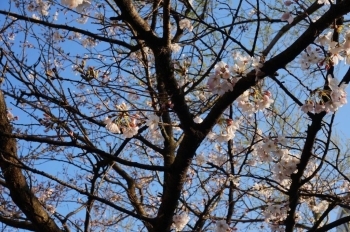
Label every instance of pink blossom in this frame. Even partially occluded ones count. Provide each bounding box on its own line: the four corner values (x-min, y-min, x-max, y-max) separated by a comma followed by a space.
284, 1, 293, 6
301, 101, 314, 113
281, 12, 293, 24
214, 61, 231, 79
314, 103, 326, 113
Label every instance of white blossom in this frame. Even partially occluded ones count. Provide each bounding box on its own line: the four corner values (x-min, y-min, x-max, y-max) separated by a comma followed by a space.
261, 139, 277, 153
32, 13, 40, 19
312, 200, 329, 213
316, 32, 332, 47
173, 213, 190, 231
104, 117, 121, 134
277, 135, 288, 146
193, 116, 203, 123
317, 0, 334, 4
215, 220, 229, 232
76, 0, 91, 13
53, 11, 59, 21
301, 101, 314, 113
146, 114, 159, 131
170, 43, 181, 53
122, 126, 139, 138
179, 19, 193, 32
61, 0, 84, 8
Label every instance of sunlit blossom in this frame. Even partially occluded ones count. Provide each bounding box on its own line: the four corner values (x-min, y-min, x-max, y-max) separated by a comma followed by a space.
215, 220, 230, 232
317, 0, 334, 4
61, 0, 84, 8
179, 19, 193, 32
173, 213, 190, 231
146, 114, 159, 131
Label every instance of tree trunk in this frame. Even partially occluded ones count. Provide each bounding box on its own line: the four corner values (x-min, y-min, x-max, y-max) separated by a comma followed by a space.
0, 91, 62, 232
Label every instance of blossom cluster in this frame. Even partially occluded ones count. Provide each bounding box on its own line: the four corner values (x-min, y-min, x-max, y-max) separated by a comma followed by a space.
299, 46, 323, 70
179, 19, 193, 32
104, 102, 139, 138
208, 118, 241, 143
311, 200, 329, 213
251, 136, 300, 183
281, 0, 334, 24
301, 75, 348, 114
280, 1, 295, 24
61, 0, 90, 10
27, 0, 51, 16
6, 110, 18, 121
263, 202, 289, 224
26, 0, 90, 17
237, 89, 274, 114
37, 188, 56, 214
103, 103, 163, 140
207, 53, 262, 96
172, 213, 190, 231
145, 114, 163, 143
215, 220, 230, 232
272, 150, 299, 182
207, 61, 236, 96
298, 29, 350, 113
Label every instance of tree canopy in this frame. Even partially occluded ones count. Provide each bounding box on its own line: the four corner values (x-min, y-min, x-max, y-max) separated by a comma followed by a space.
1, 0, 350, 231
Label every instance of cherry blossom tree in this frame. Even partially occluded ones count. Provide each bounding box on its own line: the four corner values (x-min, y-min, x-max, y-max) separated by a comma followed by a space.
1, 0, 350, 231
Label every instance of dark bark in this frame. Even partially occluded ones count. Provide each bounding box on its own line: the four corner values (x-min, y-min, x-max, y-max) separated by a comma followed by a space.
0, 91, 62, 232
284, 112, 326, 232
152, 133, 204, 232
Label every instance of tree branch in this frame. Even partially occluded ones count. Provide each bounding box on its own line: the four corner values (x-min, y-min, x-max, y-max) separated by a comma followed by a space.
0, 10, 135, 51
0, 91, 62, 232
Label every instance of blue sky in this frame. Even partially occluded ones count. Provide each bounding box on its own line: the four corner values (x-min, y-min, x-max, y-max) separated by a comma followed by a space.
1, 0, 350, 231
